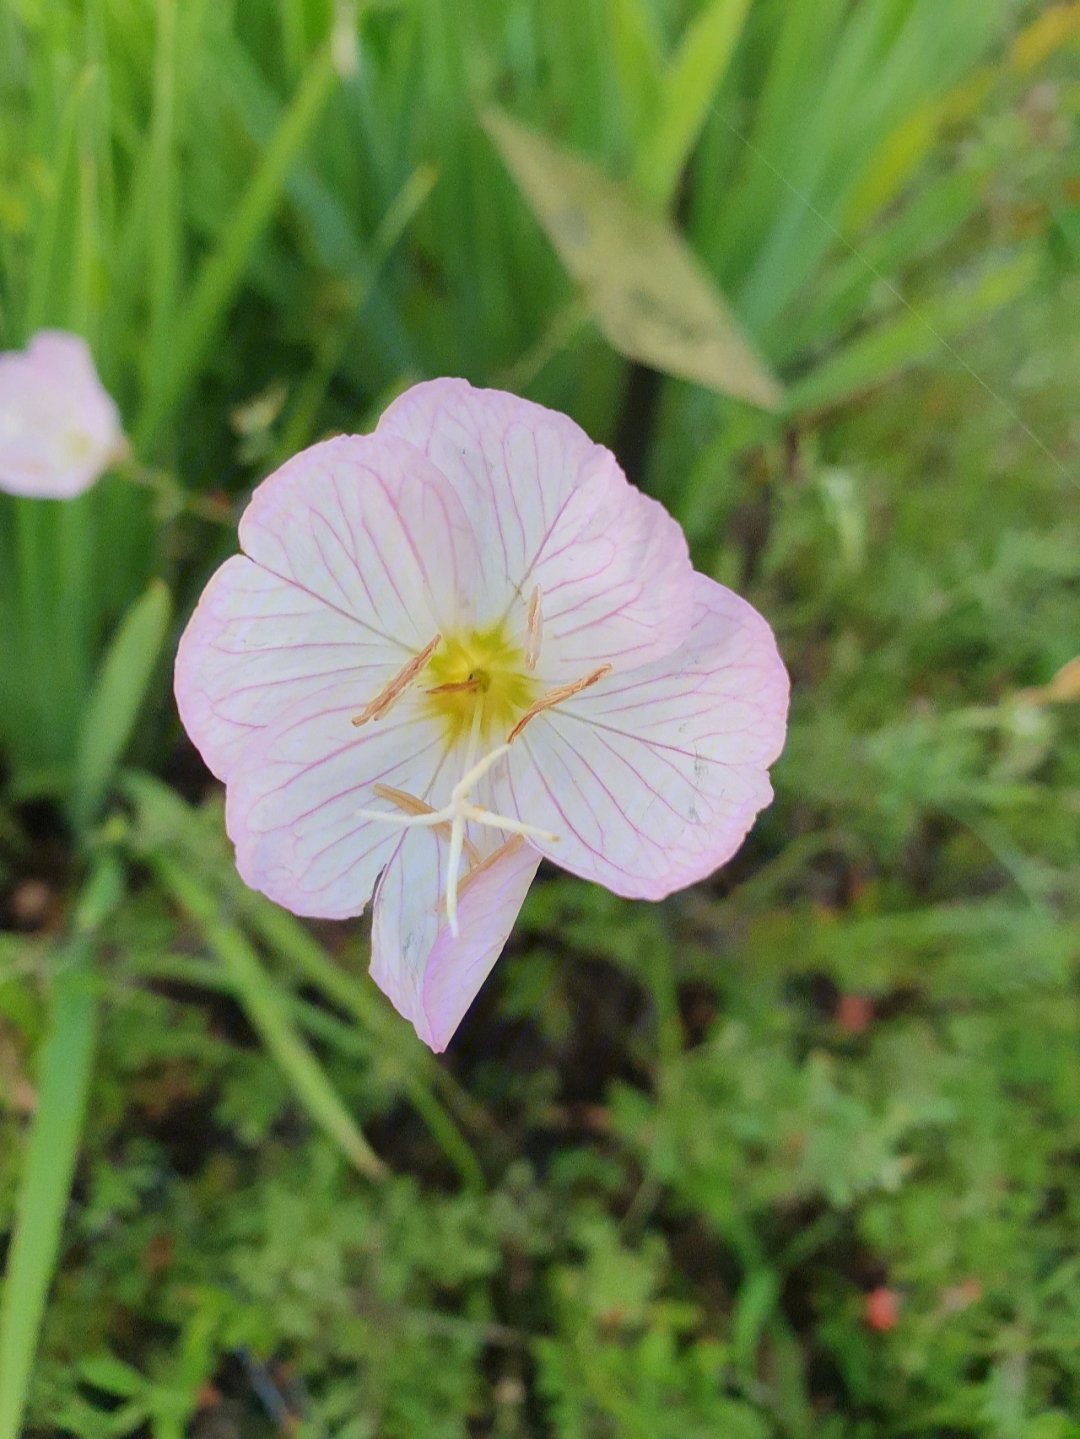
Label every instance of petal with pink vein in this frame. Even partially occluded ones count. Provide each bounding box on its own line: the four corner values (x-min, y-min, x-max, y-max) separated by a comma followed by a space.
175, 431, 478, 781
378, 379, 609, 623
489, 573, 789, 899
225, 685, 453, 920
523, 458, 694, 679
371, 825, 542, 1052
238, 431, 477, 646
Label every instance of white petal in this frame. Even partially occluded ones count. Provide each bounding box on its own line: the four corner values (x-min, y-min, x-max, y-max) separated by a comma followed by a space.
377, 379, 602, 624
225, 685, 455, 919
489, 574, 789, 898
371, 826, 541, 1052
176, 431, 478, 781
175, 556, 418, 782
524, 461, 694, 679
238, 431, 477, 646
378, 378, 695, 673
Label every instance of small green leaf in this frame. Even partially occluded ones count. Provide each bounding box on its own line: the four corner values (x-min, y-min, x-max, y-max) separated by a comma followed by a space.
731, 1268, 780, 1378
71, 579, 172, 833
482, 108, 781, 410
633, 0, 752, 211
78, 1355, 147, 1400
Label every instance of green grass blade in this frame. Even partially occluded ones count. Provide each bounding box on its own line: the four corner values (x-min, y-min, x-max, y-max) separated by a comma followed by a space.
0, 858, 122, 1439
136, 41, 336, 451
146, 0, 180, 391
633, 0, 752, 211
119, 770, 490, 1187
0, 959, 95, 1439
70, 579, 172, 833
606, 0, 664, 154
784, 248, 1038, 415
24, 69, 83, 335
150, 853, 387, 1183
274, 161, 439, 460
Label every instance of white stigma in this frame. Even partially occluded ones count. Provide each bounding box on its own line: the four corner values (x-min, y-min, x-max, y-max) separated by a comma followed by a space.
356, 713, 558, 937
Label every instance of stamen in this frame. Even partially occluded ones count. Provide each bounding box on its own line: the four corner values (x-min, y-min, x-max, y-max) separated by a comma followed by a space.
352, 635, 441, 726
524, 585, 543, 672
372, 782, 435, 817
372, 784, 480, 867
353, 719, 560, 934
507, 664, 612, 743
354, 806, 449, 830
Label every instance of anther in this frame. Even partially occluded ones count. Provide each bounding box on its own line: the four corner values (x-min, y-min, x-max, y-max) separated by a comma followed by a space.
524, 585, 543, 672
507, 664, 612, 743
352, 635, 441, 726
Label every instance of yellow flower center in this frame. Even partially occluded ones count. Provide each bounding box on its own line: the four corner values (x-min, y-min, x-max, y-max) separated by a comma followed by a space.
423, 625, 538, 746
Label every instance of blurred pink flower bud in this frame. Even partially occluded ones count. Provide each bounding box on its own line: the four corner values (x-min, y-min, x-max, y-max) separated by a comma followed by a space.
0, 330, 126, 500
175, 379, 789, 1050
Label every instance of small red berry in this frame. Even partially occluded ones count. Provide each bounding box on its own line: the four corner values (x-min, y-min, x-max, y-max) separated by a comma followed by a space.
865, 1286, 899, 1331
837, 994, 874, 1034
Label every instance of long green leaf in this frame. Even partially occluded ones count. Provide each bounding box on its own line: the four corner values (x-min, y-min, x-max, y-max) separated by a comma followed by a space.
150, 853, 387, 1183
146, 0, 181, 390
136, 42, 336, 450
785, 249, 1038, 415
120, 771, 488, 1188
0, 962, 95, 1439
0, 858, 122, 1439
70, 579, 172, 833
606, 0, 664, 153
633, 0, 752, 211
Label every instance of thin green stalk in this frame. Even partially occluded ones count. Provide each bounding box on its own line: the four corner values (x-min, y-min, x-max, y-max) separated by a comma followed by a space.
151, 853, 387, 1183
116, 457, 237, 526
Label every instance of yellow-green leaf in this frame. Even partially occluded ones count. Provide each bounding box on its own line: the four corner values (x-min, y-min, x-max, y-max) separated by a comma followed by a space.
482, 108, 781, 410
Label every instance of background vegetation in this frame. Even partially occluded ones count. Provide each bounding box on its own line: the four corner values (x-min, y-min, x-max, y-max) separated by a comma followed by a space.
1, 0, 1079, 1434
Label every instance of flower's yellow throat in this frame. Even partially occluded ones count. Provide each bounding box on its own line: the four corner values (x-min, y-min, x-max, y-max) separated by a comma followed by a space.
423, 626, 538, 746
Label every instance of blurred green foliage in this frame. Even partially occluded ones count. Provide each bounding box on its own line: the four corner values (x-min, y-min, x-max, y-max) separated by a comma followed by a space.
1, 0, 1080, 1434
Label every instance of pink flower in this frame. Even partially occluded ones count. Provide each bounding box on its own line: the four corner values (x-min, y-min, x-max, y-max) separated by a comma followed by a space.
0, 330, 126, 500
175, 380, 788, 1051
